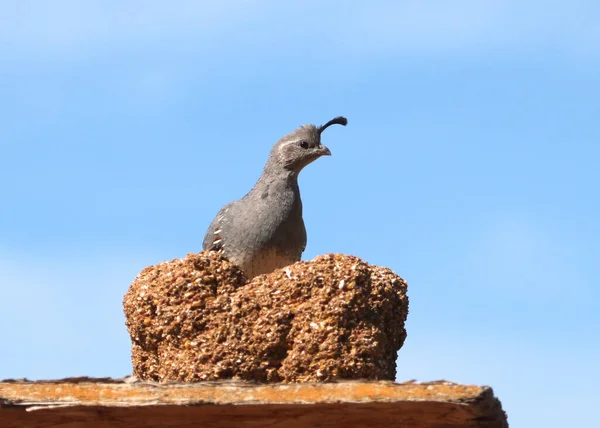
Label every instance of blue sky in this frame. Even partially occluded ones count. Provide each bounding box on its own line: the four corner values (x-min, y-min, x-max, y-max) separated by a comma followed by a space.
1, 1, 599, 426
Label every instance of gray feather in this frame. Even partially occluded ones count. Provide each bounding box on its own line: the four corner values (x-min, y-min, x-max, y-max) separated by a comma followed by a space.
202, 117, 347, 278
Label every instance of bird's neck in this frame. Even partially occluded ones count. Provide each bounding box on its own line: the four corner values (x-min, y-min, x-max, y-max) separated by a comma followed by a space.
260, 167, 299, 186
248, 168, 300, 198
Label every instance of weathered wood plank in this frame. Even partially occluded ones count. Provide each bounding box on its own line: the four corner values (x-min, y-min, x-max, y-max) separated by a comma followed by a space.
0, 378, 508, 427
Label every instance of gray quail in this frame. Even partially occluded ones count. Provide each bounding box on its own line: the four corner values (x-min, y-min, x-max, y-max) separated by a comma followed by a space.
202, 116, 348, 278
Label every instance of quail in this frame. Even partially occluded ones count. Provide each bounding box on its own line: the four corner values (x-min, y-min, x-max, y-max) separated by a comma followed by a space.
202, 116, 348, 278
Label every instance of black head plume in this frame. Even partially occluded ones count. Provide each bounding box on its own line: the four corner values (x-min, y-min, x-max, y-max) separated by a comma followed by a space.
318, 116, 348, 135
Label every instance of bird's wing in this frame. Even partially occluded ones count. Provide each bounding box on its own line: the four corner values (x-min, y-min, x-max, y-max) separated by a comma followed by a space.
202, 202, 234, 251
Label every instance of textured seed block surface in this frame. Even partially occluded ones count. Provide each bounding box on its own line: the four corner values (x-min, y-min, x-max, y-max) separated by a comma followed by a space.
123, 252, 409, 383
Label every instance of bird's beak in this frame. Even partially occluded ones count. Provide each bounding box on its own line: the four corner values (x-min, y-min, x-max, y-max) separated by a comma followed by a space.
318, 145, 331, 156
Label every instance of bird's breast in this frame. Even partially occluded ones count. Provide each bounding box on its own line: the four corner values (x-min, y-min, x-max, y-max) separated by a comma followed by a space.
213, 177, 308, 278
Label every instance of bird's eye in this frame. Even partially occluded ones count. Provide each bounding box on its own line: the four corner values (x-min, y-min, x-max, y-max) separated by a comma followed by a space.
299, 141, 309, 149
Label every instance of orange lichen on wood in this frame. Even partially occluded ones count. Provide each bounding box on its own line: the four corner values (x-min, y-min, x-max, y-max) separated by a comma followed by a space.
0, 378, 508, 427
1, 379, 480, 406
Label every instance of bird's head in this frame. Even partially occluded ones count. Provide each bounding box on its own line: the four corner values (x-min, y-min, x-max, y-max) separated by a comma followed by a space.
266, 116, 348, 174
